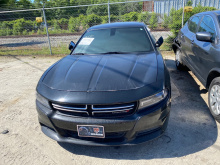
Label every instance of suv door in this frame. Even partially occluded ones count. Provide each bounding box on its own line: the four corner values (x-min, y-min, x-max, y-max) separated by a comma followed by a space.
192, 15, 218, 83
182, 16, 201, 70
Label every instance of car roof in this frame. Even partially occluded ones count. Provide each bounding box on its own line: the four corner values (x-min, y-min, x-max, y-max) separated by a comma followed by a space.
88, 22, 145, 30
194, 10, 220, 16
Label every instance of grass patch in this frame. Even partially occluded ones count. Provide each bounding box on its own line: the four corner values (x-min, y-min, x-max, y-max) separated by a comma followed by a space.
161, 50, 175, 58
0, 44, 70, 56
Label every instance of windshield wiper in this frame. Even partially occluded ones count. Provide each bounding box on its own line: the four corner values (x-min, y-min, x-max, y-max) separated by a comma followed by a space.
101, 51, 128, 54
72, 53, 85, 55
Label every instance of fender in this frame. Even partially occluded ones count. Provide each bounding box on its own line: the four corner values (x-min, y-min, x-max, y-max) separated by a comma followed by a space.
206, 68, 220, 88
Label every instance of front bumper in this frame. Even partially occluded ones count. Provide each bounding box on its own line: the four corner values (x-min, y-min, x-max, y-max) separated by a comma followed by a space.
36, 97, 171, 146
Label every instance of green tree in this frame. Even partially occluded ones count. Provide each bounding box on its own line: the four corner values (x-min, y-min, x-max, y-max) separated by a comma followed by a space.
149, 12, 158, 29
16, 0, 32, 9
162, 14, 170, 29
186, 0, 193, 6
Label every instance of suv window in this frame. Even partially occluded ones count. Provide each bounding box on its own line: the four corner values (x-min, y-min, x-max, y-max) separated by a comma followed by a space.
198, 15, 216, 39
188, 16, 200, 33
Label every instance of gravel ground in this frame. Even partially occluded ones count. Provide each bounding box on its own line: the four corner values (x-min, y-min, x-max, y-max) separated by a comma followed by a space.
0, 31, 170, 48
0, 55, 219, 165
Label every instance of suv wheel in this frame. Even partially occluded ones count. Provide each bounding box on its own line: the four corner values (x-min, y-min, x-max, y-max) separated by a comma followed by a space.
175, 49, 186, 70
208, 77, 220, 123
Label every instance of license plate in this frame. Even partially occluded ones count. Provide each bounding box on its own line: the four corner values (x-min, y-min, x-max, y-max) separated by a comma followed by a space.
77, 125, 105, 138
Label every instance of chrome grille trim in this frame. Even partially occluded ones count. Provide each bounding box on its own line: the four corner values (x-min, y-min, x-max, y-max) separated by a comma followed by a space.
92, 108, 133, 115
91, 104, 134, 110
52, 103, 87, 110
51, 102, 136, 117
52, 103, 88, 115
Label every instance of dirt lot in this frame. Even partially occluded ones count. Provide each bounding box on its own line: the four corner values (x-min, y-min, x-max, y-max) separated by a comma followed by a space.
0, 55, 220, 165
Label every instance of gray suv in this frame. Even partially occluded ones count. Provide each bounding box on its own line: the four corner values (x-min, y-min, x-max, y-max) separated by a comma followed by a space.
172, 10, 220, 123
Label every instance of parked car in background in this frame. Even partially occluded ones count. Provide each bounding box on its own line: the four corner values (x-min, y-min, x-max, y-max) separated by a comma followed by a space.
172, 11, 220, 123
36, 22, 171, 146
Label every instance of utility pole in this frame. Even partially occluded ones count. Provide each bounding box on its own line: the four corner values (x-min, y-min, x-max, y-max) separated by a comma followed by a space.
182, 0, 185, 28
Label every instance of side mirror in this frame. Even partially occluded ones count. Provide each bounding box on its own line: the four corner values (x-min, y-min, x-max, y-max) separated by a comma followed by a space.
196, 32, 212, 42
69, 41, 76, 51
155, 36, 163, 47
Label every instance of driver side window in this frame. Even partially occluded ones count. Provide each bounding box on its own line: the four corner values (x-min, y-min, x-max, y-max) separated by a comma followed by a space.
198, 15, 216, 40
188, 16, 200, 33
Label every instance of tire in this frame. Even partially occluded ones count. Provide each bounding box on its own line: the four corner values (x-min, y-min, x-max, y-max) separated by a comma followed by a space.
208, 77, 220, 123
175, 49, 187, 70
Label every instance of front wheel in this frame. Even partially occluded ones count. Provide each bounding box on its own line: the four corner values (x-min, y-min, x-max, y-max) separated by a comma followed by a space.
175, 49, 186, 70
208, 77, 220, 123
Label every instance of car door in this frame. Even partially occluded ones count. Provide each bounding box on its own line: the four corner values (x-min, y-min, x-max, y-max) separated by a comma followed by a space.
182, 16, 201, 70
192, 15, 218, 82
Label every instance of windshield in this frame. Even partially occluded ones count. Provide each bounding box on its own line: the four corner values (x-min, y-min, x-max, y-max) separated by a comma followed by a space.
72, 27, 154, 55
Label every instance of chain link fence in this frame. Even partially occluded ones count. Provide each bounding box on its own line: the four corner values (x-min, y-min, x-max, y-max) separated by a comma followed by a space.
0, 0, 219, 56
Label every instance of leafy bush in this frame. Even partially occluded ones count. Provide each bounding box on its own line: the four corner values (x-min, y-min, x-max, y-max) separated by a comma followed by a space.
53, 20, 60, 31
0, 29, 6, 36
37, 29, 41, 35
149, 12, 158, 29
169, 5, 216, 36
6, 28, 13, 36
12, 19, 24, 35
138, 12, 150, 24
168, 8, 183, 36
68, 17, 80, 32
162, 14, 170, 29
36, 28, 46, 35
86, 14, 102, 27
161, 35, 176, 51
101, 16, 108, 24
29, 30, 35, 35
22, 29, 28, 35
58, 18, 68, 30
121, 12, 139, 21
86, 5, 107, 16
12, 18, 34, 35
191, 4, 216, 15
101, 15, 118, 24
77, 14, 88, 30
110, 15, 118, 22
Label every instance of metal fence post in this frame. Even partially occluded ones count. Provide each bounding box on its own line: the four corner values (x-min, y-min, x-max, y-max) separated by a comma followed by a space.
43, 5, 52, 55
182, 0, 185, 28
108, 0, 110, 23
164, 0, 166, 16
168, 0, 170, 16
160, 1, 162, 15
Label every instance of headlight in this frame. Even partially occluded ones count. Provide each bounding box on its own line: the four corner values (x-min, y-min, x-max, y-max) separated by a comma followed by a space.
36, 92, 51, 108
138, 89, 168, 109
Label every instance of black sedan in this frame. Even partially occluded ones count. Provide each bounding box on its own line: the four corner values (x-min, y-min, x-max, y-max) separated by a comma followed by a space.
172, 11, 220, 123
36, 22, 171, 146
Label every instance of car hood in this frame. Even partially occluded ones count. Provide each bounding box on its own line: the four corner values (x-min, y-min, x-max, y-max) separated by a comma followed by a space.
42, 53, 158, 92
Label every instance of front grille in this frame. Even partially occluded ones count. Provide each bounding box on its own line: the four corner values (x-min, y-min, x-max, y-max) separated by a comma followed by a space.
51, 102, 137, 118
91, 103, 136, 117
